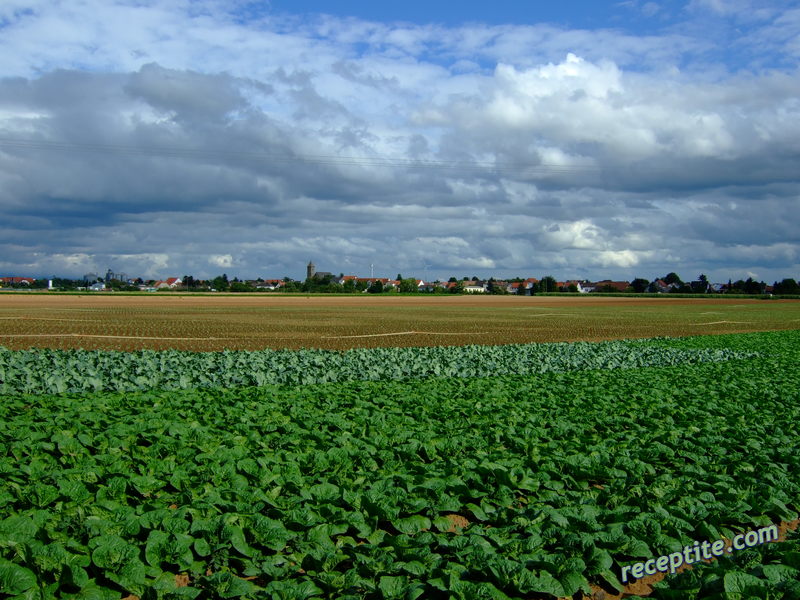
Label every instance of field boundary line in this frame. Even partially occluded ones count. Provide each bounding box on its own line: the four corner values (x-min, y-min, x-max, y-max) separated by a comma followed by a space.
322, 330, 491, 339
0, 316, 97, 321
0, 333, 237, 340
693, 320, 753, 325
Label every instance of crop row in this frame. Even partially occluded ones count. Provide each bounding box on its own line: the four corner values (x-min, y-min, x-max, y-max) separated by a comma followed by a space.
0, 338, 759, 396
1, 331, 799, 598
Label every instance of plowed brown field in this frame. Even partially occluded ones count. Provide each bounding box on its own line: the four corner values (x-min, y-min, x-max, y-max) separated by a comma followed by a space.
1, 293, 798, 351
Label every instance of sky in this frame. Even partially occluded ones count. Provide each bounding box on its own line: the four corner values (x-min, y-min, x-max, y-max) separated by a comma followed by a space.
0, 0, 798, 283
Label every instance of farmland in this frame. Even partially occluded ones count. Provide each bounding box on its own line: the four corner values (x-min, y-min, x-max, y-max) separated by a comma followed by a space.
0, 294, 799, 351
1, 295, 799, 598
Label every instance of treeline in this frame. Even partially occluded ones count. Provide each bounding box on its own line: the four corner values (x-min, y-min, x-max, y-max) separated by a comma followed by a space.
200, 272, 800, 295
4, 273, 800, 296
640, 273, 800, 295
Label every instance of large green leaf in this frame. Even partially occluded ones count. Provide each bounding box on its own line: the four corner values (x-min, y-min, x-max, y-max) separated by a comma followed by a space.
0, 559, 37, 595
723, 571, 770, 598
379, 575, 409, 600
392, 516, 431, 536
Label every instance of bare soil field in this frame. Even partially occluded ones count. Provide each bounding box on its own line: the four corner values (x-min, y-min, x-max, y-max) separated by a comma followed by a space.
0, 293, 798, 351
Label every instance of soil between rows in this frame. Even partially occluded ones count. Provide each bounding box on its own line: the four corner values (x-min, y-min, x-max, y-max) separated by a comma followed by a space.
1, 294, 798, 350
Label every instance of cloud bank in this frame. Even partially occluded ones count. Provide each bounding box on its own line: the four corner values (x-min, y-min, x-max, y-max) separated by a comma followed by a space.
0, 0, 798, 282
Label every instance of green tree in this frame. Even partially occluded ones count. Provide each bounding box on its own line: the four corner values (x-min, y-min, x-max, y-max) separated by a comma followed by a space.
539, 276, 558, 293
773, 278, 800, 294
230, 281, 254, 292
630, 278, 649, 293
742, 277, 765, 294
691, 274, 709, 294
399, 278, 418, 293
211, 274, 229, 291
282, 279, 301, 292
669, 282, 692, 293
487, 279, 507, 294
367, 280, 384, 293
664, 272, 683, 285
51, 278, 81, 290
108, 279, 137, 291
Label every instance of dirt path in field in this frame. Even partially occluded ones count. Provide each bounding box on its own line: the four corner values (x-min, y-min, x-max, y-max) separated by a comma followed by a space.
0, 333, 238, 341
0, 316, 97, 321
694, 320, 753, 325
321, 330, 491, 338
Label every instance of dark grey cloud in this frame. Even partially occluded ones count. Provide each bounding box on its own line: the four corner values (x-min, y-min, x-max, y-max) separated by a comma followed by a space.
125, 63, 248, 123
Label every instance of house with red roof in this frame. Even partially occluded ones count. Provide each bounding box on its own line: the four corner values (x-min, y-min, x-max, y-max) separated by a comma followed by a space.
559, 280, 588, 293
464, 281, 487, 293
154, 277, 182, 289
0, 277, 35, 286
506, 279, 537, 294
252, 279, 284, 290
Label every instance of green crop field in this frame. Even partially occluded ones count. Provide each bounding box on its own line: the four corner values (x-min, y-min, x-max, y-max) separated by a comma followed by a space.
1, 329, 799, 599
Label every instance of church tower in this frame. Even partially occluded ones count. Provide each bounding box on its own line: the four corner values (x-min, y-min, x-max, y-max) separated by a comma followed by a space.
307, 261, 316, 280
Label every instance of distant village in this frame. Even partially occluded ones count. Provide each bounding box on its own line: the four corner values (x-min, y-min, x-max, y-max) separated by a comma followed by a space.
2, 262, 799, 295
